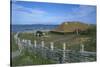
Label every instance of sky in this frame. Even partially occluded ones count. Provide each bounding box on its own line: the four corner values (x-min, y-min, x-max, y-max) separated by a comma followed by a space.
11, 1, 96, 25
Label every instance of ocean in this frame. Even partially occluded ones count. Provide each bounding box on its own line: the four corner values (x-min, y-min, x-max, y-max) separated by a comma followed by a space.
11, 24, 58, 32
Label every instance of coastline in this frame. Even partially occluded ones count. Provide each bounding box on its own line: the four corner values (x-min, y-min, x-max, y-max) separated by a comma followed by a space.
11, 29, 51, 33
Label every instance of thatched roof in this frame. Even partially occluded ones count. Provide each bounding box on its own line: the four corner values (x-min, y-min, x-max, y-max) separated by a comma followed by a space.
52, 22, 89, 33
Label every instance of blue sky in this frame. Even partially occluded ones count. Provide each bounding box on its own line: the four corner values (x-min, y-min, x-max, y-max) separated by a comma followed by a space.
11, 1, 96, 25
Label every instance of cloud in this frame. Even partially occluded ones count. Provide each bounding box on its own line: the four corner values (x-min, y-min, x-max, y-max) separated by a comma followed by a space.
70, 5, 96, 18
11, 1, 96, 24
12, 3, 47, 15
57, 5, 96, 23
12, 2, 68, 24
44, 5, 96, 24
12, 2, 49, 24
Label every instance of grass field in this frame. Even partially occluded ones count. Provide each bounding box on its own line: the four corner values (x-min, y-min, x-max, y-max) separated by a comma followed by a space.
18, 30, 96, 52
11, 33, 56, 66
12, 49, 55, 66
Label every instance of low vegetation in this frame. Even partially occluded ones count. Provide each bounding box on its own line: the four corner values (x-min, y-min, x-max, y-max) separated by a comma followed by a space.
18, 25, 96, 52
12, 48, 55, 66
11, 32, 19, 52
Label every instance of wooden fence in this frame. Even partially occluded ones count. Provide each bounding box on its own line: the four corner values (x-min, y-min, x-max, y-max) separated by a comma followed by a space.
13, 33, 96, 63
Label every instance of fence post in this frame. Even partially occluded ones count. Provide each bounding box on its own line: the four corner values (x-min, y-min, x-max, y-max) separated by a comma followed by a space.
17, 38, 20, 46
63, 42, 66, 63
41, 41, 44, 47
23, 39, 26, 43
41, 41, 45, 57
24, 39, 28, 47
16, 37, 19, 45
24, 39, 27, 44
37, 33, 39, 37
50, 42, 54, 51
18, 38, 22, 53
34, 40, 37, 48
80, 44, 85, 62
28, 40, 32, 46
80, 44, 84, 52
15, 37, 17, 44
63, 43, 66, 50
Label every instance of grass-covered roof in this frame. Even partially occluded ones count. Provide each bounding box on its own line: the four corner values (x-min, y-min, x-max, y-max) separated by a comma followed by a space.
52, 21, 90, 33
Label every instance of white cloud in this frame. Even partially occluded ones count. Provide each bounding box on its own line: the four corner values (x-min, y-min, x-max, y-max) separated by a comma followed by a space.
12, 3, 47, 15
12, 3, 49, 24
71, 5, 96, 18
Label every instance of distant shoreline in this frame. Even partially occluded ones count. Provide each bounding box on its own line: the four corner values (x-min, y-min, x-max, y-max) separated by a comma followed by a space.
12, 29, 51, 33
11, 24, 57, 33
11, 23, 96, 33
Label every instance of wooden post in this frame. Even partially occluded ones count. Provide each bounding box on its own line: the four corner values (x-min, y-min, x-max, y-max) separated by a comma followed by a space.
37, 33, 39, 37
63, 43, 66, 50
41, 41, 44, 47
63, 43, 66, 62
34, 40, 37, 47
24, 40, 28, 46
50, 42, 54, 51
23, 39, 25, 43
16, 37, 18, 44
15, 37, 17, 44
80, 44, 84, 52
28, 40, 31, 46
17, 38, 20, 45
17, 38, 22, 53
82, 44, 84, 52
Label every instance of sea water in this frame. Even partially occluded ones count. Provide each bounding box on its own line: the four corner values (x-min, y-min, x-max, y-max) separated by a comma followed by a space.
11, 24, 58, 32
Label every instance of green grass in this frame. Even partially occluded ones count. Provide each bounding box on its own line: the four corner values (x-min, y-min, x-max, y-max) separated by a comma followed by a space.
11, 33, 19, 52
84, 36, 96, 52
11, 33, 56, 66
12, 49, 55, 66
18, 31, 96, 52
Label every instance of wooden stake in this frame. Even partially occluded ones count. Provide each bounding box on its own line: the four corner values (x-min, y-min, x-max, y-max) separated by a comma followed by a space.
50, 42, 54, 51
